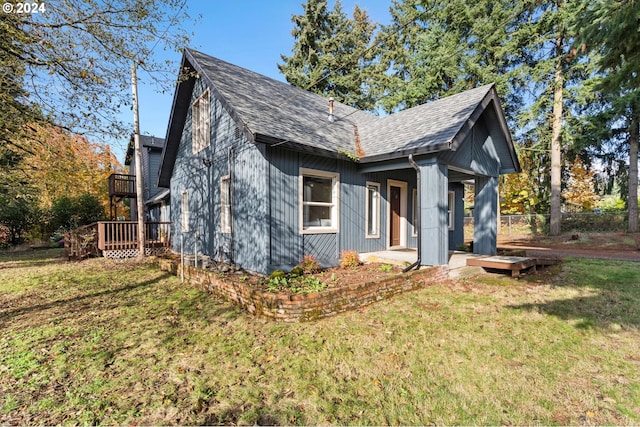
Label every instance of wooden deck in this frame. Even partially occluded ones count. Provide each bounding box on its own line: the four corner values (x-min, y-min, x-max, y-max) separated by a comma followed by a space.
65, 221, 171, 259
466, 255, 537, 277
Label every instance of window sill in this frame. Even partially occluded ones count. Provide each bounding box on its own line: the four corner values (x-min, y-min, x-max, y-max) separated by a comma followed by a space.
301, 228, 338, 235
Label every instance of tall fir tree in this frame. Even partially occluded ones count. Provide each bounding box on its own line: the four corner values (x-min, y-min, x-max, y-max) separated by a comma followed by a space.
377, 0, 528, 121
278, 0, 380, 110
577, 0, 640, 231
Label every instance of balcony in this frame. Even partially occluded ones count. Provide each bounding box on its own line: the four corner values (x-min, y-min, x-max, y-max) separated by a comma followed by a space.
108, 173, 136, 198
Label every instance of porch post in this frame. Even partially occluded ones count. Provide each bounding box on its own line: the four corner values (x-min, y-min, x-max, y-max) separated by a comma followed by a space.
474, 175, 498, 255
417, 158, 449, 266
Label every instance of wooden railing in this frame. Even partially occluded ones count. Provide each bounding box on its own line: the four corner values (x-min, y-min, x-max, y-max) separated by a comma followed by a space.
97, 221, 171, 251
108, 173, 136, 198
65, 221, 171, 259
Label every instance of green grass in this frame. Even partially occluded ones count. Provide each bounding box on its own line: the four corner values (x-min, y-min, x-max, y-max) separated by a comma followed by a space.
1, 250, 639, 425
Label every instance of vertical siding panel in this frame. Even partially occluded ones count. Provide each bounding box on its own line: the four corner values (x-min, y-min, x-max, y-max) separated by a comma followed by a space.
268, 146, 301, 270
147, 150, 163, 200
169, 78, 269, 271
233, 144, 268, 273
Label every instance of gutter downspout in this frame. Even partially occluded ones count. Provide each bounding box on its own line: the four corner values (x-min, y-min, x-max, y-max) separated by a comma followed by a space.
228, 146, 234, 264
403, 154, 421, 273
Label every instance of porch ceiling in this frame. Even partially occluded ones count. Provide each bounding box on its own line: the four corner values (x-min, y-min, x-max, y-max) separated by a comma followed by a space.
448, 168, 475, 183
358, 160, 475, 183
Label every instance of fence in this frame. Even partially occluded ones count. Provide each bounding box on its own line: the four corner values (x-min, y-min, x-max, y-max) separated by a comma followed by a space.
464, 211, 633, 238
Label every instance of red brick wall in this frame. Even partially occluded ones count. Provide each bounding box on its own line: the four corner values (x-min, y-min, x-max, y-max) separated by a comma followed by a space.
156, 259, 448, 322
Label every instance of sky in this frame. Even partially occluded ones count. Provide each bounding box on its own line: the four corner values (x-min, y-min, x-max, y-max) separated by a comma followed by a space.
122, 0, 393, 161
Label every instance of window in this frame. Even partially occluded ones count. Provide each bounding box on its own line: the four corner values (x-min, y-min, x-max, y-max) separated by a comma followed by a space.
448, 191, 455, 230
221, 175, 231, 233
192, 89, 210, 153
365, 182, 380, 238
181, 191, 189, 232
412, 188, 418, 237
300, 168, 339, 233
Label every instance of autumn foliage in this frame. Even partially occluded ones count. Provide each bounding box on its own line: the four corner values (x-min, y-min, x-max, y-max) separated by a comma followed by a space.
0, 123, 124, 243
563, 156, 598, 212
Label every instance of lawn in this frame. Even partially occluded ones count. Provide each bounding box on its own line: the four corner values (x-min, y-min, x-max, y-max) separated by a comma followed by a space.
1, 249, 639, 425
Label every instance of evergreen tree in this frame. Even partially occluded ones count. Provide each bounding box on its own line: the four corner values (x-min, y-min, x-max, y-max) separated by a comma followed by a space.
577, 0, 640, 231
512, 0, 590, 234
377, 0, 528, 120
278, 0, 380, 110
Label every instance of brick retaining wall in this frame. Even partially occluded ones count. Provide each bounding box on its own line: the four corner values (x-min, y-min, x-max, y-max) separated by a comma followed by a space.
156, 258, 449, 322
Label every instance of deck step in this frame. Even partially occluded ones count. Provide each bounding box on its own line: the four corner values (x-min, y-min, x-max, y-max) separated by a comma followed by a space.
466, 255, 537, 277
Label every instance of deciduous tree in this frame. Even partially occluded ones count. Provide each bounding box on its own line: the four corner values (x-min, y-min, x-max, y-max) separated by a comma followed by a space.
564, 156, 598, 211
2, 0, 192, 142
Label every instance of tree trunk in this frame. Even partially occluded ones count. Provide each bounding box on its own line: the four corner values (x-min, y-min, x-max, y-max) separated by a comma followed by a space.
628, 111, 639, 233
550, 33, 564, 236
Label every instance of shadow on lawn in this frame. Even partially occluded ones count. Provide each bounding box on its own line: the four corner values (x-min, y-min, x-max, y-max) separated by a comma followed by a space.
507, 261, 640, 330
0, 273, 171, 325
0, 249, 66, 270
508, 294, 640, 330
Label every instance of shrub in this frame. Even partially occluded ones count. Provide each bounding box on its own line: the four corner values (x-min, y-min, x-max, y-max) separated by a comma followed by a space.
340, 250, 361, 269
268, 270, 285, 281
289, 266, 304, 276
380, 264, 393, 272
298, 255, 321, 274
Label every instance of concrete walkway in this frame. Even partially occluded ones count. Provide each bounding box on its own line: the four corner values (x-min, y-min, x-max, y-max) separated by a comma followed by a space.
360, 249, 485, 279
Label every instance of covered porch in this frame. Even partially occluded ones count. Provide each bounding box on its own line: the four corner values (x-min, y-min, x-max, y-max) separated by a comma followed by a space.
356, 87, 519, 268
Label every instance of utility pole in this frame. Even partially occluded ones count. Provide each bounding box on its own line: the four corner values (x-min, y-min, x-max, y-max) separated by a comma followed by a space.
131, 63, 146, 258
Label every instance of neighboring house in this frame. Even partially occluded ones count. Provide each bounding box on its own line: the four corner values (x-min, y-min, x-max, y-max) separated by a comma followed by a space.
125, 135, 170, 222
157, 48, 520, 275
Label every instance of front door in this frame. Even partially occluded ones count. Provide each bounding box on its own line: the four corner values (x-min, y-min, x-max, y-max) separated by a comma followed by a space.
390, 185, 401, 247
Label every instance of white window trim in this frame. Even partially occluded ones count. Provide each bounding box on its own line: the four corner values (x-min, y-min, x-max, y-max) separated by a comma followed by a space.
181, 190, 189, 233
411, 188, 418, 237
221, 175, 232, 234
192, 89, 210, 154
299, 168, 340, 234
365, 181, 380, 238
448, 190, 455, 231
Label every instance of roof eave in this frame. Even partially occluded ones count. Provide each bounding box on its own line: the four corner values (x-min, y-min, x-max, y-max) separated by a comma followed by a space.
359, 143, 451, 164
157, 52, 195, 188
255, 133, 342, 158
448, 85, 521, 174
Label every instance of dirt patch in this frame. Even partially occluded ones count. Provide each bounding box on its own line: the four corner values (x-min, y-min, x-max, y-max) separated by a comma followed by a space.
496, 232, 640, 262
219, 262, 405, 295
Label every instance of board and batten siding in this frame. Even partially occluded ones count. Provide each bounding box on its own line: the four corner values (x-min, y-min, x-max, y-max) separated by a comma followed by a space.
267, 146, 422, 272
147, 149, 163, 200
438, 107, 502, 178
170, 78, 268, 272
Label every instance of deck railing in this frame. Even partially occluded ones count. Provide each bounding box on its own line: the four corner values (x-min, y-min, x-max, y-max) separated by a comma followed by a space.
97, 221, 171, 251
66, 221, 171, 259
108, 173, 136, 198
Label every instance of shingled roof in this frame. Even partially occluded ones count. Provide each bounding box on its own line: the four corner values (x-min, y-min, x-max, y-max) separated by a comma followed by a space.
159, 48, 519, 186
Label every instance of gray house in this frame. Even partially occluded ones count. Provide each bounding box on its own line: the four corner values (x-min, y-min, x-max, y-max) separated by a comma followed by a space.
158, 49, 520, 275
125, 134, 170, 222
